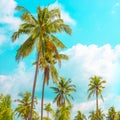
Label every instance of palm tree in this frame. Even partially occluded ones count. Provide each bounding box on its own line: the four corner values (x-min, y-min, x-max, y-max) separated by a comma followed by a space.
107, 106, 116, 120
116, 111, 120, 120
33, 52, 69, 119
14, 92, 39, 120
96, 109, 105, 120
88, 111, 96, 120
88, 75, 106, 113
74, 110, 86, 120
12, 5, 72, 120
44, 103, 54, 119
89, 109, 105, 120
39, 53, 68, 120
51, 77, 76, 107
54, 105, 71, 120
0, 94, 13, 120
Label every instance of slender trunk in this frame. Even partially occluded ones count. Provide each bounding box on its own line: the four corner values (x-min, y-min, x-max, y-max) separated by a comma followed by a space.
41, 72, 46, 120
96, 89, 98, 117
30, 52, 40, 120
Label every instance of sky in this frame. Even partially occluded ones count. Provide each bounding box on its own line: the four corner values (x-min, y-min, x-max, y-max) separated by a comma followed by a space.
1, 0, 120, 119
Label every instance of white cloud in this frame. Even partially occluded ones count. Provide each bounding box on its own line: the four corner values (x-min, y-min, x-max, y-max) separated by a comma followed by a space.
111, 2, 120, 14
0, 34, 7, 46
72, 93, 120, 118
59, 44, 120, 114
0, 0, 21, 30
49, 1, 76, 25
115, 2, 120, 7
0, 62, 34, 99
0, 0, 21, 47
63, 44, 120, 86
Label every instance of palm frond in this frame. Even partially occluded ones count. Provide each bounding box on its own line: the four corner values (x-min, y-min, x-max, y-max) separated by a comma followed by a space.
16, 35, 36, 62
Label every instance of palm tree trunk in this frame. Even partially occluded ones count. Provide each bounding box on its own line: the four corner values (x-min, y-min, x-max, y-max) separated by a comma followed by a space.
30, 52, 40, 120
96, 89, 98, 116
41, 73, 46, 120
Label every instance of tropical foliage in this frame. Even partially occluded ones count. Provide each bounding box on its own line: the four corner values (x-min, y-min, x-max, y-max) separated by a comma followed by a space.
44, 103, 55, 119
54, 105, 71, 120
12, 4, 72, 120
0, 2, 118, 120
88, 75, 106, 113
51, 77, 76, 107
14, 92, 39, 120
107, 106, 116, 120
0, 94, 13, 120
74, 110, 86, 120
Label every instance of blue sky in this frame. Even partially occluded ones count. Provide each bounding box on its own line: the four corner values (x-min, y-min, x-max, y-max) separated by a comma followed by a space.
1, 0, 120, 119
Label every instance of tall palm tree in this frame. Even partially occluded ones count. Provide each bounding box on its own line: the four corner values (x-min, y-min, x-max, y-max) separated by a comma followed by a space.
87, 75, 106, 113
12, 5, 72, 120
33, 52, 68, 119
74, 110, 87, 120
107, 106, 116, 120
0, 94, 13, 120
39, 52, 68, 120
51, 77, 76, 107
14, 92, 39, 120
54, 105, 71, 120
44, 103, 54, 119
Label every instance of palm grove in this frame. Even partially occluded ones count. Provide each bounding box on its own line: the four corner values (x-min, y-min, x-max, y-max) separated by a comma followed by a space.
0, 4, 119, 120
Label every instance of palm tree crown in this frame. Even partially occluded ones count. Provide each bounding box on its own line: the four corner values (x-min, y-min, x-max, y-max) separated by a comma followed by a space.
0, 94, 13, 120
88, 75, 106, 112
51, 77, 76, 107
14, 92, 39, 120
74, 110, 86, 120
107, 106, 116, 120
54, 105, 71, 120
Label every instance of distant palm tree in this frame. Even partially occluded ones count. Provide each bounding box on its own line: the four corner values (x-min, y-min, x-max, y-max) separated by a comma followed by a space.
74, 110, 87, 120
88, 111, 96, 120
51, 77, 76, 107
44, 103, 54, 119
0, 94, 13, 120
88, 75, 106, 113
96, 109, 105, 120
54, 105, 71, 120
14, 92, 39, 120
107, 106, 116, 120
116, 111, 120, 120
12, 5, 72, 120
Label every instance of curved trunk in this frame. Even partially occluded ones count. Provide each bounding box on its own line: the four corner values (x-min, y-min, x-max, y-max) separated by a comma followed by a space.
30, 52, 40, 120
41, 73, 46, 120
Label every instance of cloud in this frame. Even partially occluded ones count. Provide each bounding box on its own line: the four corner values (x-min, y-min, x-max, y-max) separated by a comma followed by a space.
115, 2, 120, 7
72, 93, 120, 118
0, 34, 7, 46
59, 44, 120, 114
0, 62, 34, 99
0, 0, 21, 47
63, 44, 120, 86
49, 1, 76, 25
111, 2, 120, 14
0, 0, 21, 30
